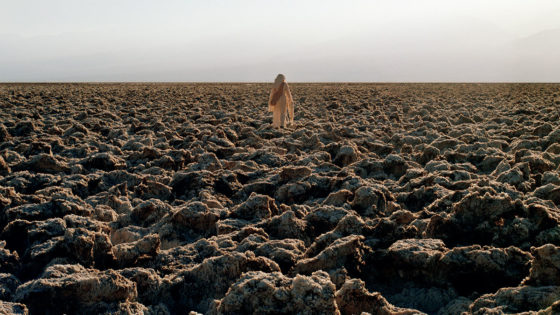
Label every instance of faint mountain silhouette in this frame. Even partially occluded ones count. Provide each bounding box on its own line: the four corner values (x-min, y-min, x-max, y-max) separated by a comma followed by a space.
513, 29, 560, 52
509, 29, 560, 82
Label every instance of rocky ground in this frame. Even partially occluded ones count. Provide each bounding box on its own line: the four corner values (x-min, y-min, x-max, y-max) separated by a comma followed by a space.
1, 83, 560, 314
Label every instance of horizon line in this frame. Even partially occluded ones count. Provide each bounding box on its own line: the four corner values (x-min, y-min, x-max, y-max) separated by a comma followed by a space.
1, 81, 560, 84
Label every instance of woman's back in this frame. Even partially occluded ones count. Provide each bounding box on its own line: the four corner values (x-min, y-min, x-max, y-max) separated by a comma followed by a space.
269, 74, 293, 128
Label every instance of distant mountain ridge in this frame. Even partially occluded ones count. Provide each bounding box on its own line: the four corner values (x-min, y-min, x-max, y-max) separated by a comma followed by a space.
1, 25, 559, 82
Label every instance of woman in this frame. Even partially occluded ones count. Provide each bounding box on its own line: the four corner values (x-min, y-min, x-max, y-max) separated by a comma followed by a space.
268, 74, 294, 128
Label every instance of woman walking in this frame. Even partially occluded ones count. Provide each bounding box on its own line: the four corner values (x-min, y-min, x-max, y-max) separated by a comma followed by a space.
268, 74, 294, 128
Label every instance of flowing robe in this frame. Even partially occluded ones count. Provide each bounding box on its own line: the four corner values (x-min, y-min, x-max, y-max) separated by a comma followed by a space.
268, 81, 294, 128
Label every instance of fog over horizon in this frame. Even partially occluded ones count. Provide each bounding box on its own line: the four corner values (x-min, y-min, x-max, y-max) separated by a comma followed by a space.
1, 0, 559, 82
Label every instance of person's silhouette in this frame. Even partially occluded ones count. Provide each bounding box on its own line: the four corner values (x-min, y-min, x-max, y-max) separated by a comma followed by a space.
268, 74, 294, 128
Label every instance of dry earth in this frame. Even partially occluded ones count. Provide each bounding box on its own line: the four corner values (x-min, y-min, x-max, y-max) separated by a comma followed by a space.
1, 83, 560, 314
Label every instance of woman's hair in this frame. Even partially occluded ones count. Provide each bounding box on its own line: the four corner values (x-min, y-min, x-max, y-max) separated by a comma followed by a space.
274, 74, 286, 85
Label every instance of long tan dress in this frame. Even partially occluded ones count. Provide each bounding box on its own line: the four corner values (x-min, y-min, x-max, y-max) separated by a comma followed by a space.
268, 74, 294, 128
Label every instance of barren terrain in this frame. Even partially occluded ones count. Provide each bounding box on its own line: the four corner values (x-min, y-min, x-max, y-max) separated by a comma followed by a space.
1, 83, 560, 314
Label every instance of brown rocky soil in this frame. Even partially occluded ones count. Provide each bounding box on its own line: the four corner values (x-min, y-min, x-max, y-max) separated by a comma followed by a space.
1, 83, 560, 314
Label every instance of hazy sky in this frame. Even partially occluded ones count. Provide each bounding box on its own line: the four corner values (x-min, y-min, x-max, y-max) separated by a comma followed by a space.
1, 0, 559, 82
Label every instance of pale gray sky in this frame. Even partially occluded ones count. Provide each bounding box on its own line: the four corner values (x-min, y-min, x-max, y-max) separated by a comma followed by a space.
1, 0, 559, 82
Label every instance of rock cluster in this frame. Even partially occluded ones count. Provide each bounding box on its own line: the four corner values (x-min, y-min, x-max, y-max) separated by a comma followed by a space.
1, 83, 560, 314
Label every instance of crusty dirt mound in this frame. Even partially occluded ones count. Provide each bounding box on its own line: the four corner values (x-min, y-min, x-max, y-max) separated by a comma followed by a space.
1, 83, 560, 314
